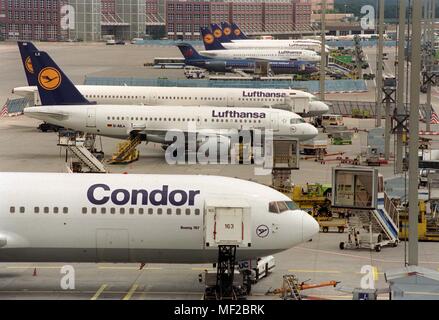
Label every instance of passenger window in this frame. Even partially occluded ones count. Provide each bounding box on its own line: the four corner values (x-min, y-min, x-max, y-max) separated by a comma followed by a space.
63, 207, 68, 214
34, 207, 39, 213
185, 208, 191, 215
176, 208, 181, 215
167, 208, 172, 215
269, 202, 279, 214
129, 208, 135, 215
138, 208, 144, 215
44, 207, 49, 214
111, 208, 116, 214
195, 208, 200, 215
20, 206, 25, 213
148, 208, 153, 215
101, 208, 106, 214
120, 208, 125, 214
10, 206, 15, 213
54, 207, 59, 214
157, 208, 163, 215
91, 207, 97, 214
82, 207, 87, 214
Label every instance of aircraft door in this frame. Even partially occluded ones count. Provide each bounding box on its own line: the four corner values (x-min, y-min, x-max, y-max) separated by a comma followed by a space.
96, 229, 129, 262
269, 112, 279, 131
227, 96, 234, 107
86, 107, 96, 127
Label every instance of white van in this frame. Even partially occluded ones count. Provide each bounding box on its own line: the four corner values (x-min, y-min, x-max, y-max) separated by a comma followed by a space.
184, 66, 206, 79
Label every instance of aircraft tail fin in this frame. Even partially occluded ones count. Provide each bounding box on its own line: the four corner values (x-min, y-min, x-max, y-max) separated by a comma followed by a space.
231, 22, 248, 40
28, 51, 92, 105
17, 41, 39, 86
210, 23, 230, 43
220, 22, 233, 41
200, 27, 225, 50
176, 43, 205, 61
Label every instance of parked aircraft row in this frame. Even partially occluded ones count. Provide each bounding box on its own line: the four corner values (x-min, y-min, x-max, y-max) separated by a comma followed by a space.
200, 27, 321, 62
15, 42, 329, 118
0, 43, 320, 264
19, 42, 319, 151
176, 43, 319, 76
204, 22, 329, 53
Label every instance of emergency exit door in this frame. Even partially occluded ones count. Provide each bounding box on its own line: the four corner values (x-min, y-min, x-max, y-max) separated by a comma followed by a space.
86, 108, 96, 127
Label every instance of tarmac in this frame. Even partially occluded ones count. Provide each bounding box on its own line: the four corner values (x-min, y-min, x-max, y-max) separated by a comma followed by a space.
0, 41, 439, 300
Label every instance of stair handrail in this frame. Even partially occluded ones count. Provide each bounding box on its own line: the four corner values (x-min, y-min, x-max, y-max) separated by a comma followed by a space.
384, 192, 399, 230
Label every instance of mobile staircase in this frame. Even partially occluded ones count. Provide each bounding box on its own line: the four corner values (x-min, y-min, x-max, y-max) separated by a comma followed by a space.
108, 134, 142, 164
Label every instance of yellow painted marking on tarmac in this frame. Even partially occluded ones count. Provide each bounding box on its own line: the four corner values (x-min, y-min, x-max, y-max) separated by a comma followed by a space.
90, 284, 108, 300
123, 284, 138, 300
191, 267, 214, 271
288, 269, 341, 274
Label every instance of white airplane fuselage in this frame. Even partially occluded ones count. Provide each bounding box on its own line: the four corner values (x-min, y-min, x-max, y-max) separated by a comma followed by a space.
13, 86, 329, 118
222, 41, 330, 53
200, 48, 320, 62
0, 172, 319, 263
24, 105, 319, 142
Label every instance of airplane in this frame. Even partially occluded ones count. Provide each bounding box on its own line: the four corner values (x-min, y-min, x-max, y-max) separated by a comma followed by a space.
175, 43, 319, 77
211, 23, 329, 53
0, 172, 319, 263
15, 42, 328, 118
24, 50, 319, 144
199, 27, 321, 62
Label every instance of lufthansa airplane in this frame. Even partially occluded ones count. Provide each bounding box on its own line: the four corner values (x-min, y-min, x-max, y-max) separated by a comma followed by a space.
24, 50, 319, 143
200, 28, 321, 62
14, 42, 328, 118
212, 23, 330, 53
0, 172, 319, 263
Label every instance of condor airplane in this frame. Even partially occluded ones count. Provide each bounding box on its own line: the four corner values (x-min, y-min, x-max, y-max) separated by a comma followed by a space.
24, 51, 318, 143
14, 42, 328, 118
0, 172, 319, 263
211, 23, 330, 53
200, 28, 320, 62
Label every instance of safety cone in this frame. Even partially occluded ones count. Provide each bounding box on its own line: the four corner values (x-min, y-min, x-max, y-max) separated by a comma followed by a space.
33, 268, 37, 276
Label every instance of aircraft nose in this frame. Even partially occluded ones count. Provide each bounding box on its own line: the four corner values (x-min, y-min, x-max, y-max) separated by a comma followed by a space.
310, 101, 330, 114
302, 212, 319, 241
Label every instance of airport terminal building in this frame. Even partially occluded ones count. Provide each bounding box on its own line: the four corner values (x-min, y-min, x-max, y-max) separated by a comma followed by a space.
0, 0, 312, 41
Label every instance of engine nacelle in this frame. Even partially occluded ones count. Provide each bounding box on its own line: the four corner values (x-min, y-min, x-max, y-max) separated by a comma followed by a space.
205, 60, 228, 72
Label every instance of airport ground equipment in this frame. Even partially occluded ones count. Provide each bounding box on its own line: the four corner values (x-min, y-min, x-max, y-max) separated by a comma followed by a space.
270, 138, 300, 190
290, 183, 332, 214
108, 134, 141, 164
399, 174, 439, 241
202, 198, 252, 300
317, 216, 347, 233
58, 130, 106, 174
300, 139, 328, 161
331, 131, 353, 145
267, 277, 338, 299
238, 256, 275, 284
332, 167, 399, 252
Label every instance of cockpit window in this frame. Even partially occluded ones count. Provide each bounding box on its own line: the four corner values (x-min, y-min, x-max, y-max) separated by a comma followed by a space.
269, 201, 299, 213
277, 201, 289, 213
286, 201, 299, 210
290, 118, 305, 124
269, 201, 279, 213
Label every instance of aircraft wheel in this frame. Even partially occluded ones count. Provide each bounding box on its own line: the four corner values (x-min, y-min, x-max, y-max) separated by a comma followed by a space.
339, 242, 345, 250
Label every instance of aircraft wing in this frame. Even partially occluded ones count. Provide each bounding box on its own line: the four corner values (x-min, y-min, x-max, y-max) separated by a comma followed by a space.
132, 128, 233, 145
